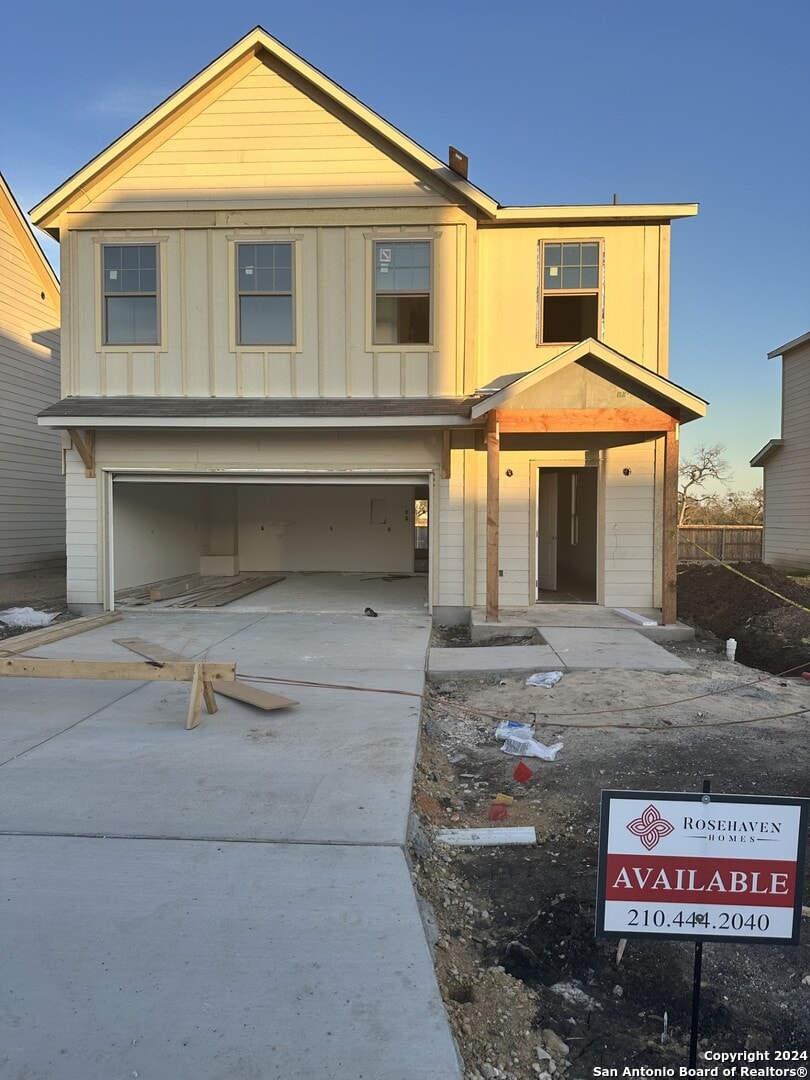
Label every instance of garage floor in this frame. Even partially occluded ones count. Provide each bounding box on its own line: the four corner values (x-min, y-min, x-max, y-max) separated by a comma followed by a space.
120, 570, 429, 614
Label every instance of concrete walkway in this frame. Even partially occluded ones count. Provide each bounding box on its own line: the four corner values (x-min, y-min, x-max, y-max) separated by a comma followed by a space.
0, 611, 462, 1080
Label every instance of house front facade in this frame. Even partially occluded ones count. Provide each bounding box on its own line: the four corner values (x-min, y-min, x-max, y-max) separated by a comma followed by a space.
32, 28, 706, 621
751, 331, 810, 572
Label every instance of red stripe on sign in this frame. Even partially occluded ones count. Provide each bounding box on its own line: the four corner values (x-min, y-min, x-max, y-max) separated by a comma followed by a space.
604, 854, 796, 907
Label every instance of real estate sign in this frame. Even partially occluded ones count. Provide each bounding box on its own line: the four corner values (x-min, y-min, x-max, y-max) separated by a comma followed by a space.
596, 791, 808, 944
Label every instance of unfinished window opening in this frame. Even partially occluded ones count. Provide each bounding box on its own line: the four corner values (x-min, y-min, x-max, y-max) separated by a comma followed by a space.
374, 240, 431, 345
103, 244, 158, 345
539, 240, 601, 344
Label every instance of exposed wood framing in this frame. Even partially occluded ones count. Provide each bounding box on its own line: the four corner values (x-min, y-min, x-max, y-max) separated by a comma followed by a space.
0, 657, 236, 729
662, 426, 679, 625
114, 637, 299, 711
441, 430, 451, 479
492, 407, 678, 434
67, 428, 96, 477
486, 411, 500, 622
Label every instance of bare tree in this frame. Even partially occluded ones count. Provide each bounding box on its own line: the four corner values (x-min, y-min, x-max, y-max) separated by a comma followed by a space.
678, 443, 731, 524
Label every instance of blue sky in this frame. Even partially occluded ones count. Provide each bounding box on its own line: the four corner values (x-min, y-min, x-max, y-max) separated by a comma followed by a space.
3, 0, 808, 490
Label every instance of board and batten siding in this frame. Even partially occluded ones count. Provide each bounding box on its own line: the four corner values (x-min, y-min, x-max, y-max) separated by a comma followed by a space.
0, 188, 64, 575
762, 340, 810, 571
67, 220, 468, 400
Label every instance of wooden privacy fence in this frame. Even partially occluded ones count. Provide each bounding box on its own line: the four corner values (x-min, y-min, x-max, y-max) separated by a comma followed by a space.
678, 525, 762, 563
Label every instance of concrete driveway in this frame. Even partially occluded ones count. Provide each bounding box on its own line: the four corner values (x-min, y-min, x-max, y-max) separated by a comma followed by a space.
0, 611, 463, 1080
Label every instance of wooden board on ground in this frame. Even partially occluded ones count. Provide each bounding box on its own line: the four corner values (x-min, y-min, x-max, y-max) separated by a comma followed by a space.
181, 574, 285, 608
114, 637, 298, 711
0, 657, 235, 684
0, 612, 122, 657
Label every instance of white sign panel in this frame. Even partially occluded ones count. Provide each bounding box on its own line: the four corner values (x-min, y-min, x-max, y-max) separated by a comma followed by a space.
596, 791, 807, 944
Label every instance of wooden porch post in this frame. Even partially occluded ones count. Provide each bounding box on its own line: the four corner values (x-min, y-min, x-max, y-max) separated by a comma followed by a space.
662, 425, 679, 625
486, 411, 500, 622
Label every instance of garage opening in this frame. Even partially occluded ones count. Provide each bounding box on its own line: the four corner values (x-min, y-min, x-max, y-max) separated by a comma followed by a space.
111, 475, 430, 612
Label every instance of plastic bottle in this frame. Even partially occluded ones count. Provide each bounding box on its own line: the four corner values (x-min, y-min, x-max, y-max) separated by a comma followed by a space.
726, 637, 737, 661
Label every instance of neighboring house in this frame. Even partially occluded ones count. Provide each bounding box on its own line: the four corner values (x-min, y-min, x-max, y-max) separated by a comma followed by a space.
750, 331, 810, 572
31, 27, 706, 621
0, 172, 63, 576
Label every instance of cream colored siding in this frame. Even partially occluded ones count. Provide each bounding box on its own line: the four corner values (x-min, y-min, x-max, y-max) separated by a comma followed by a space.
0, 193, 64, 575
477, 223, 667, 390
82, 57, 449, 213
65, 455, 101, 605
762, 342, 810, 570
603, 443, 656, 608
71, 223, 465, 399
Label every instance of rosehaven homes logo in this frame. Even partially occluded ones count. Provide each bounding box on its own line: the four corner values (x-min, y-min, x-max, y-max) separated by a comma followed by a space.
596, 790, 808, 944
626, 804, 674, 850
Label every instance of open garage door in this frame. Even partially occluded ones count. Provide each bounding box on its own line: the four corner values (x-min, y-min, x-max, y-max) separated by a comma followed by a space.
110, 472, 431, 607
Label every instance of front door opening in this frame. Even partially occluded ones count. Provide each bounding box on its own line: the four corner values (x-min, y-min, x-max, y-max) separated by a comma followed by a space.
537, 467, 597, 603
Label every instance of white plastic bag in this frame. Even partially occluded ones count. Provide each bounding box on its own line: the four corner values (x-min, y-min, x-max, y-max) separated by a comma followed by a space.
495, 720, 535, 741
0, 607, 57, 629
501, 736, 563, 760
526, 671, 563, 688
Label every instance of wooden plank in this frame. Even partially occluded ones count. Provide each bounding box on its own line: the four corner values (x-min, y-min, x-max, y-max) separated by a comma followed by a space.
0, 612, 122, 657
486, 411, 500, 622
148, 574, 205, 601
662, 426, 679, 625
186, 574, 285, 608
494, 407, 678, 434
113, 637, 298, 711
0, 658, 236, 683
441, 430, 451, 480
186, 665, 205, 730
215, 680, 298, 711
202, 681, 218, 714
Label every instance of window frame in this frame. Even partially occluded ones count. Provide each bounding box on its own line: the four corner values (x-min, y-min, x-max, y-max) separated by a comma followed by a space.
537, 238, 603, 346
101, 242, 161, 348
371, 238, 433, 349
234, 240, 297, 349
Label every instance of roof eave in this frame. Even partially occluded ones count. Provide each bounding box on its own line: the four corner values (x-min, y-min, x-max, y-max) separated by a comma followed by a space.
750, 439, 783, 467
489, 203, 699, 224
767, 331, 810, 359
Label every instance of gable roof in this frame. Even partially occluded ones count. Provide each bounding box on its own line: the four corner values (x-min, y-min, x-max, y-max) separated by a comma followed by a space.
30, 26, 499, 233
0, 172, 59, 306
471, 338, 708, 423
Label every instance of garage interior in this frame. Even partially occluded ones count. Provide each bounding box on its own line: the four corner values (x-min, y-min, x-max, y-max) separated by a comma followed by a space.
111, 477, 430, 613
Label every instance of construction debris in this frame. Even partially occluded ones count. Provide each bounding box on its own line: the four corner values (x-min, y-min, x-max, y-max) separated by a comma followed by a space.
0, 612, 122, 657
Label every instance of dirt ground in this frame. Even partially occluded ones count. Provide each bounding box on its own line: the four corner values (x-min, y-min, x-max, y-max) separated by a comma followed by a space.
413, 563, 810, 1079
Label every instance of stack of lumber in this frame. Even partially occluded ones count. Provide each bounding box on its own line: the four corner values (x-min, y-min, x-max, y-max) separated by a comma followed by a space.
115, 573, 284, 608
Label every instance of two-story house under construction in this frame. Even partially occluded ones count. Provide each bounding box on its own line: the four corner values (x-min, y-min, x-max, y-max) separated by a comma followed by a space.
32, 27, 706, 622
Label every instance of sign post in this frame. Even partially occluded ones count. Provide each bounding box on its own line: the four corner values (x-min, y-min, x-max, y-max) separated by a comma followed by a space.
596, 788, 808, 1060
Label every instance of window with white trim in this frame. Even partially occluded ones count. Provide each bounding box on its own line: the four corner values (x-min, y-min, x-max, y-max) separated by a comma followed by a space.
374, 240, 431, 345
539, 240, 601, 344
103, 244, 158, 345
237, 242, 294, 346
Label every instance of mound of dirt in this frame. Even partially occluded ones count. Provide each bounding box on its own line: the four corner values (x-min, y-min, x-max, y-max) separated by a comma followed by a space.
677, 562, 810, 674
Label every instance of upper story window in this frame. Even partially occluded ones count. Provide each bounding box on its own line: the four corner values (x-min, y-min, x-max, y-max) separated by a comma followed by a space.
103, 244, 158, 345
374, 240, 431, 345
539, 240, 601, 344
237, 242, 294, 346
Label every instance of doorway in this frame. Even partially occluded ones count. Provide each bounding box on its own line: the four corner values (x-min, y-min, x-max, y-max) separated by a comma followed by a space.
537, 467, 598, 602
